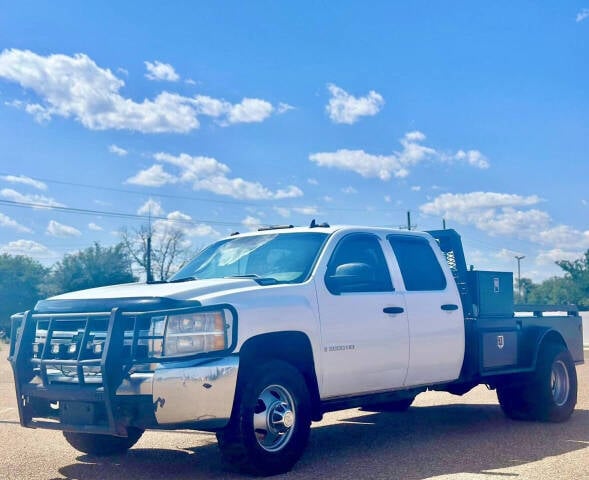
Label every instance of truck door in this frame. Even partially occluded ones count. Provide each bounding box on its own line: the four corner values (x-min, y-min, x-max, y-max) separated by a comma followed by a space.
318, 233, 410, 398
388, 235, 465, 386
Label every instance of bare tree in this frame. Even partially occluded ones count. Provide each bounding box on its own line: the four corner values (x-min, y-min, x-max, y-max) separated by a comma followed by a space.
120, 224, 191, 282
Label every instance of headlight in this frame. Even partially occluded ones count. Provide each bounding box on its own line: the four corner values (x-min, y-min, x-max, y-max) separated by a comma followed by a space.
145, 309, 229, 357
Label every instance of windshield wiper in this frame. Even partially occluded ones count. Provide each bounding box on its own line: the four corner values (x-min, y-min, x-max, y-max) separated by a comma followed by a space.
227, 274, 279, 285
168, 276, 198, 283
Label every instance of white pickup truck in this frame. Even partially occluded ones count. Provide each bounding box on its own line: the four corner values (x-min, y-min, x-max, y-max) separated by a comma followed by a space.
9, 224, 584, 475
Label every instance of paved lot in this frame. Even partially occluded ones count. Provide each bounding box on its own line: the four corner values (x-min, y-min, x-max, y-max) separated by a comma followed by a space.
1, 345, 589, 480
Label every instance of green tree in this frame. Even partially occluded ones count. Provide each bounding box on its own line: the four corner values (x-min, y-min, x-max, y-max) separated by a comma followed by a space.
0, 254, 48, 334
556, 250, 589, 308
526, 276, 578, 306
48, 242, 135, 295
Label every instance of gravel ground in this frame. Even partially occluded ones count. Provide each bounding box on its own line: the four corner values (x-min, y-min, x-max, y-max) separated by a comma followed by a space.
1, 344, 588, 480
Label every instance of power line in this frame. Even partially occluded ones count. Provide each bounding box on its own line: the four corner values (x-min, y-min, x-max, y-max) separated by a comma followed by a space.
0, 171, 406, 213
0, 199, 241, 227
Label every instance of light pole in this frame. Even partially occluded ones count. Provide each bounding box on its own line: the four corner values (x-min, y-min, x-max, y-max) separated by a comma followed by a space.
515, 255, 525, 303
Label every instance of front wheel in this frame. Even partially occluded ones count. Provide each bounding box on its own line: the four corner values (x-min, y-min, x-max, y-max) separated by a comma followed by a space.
63, 427, 144, 456
216, 360, 311, 476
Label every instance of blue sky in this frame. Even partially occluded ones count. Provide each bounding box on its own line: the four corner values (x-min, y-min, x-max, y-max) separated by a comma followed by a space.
0, 1, 587, 281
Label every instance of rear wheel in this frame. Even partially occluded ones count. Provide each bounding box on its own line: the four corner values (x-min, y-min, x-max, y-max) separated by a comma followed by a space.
497, 343, 577, 422
216, 360, 311, 476
63, 427, 144, 456
496, 382, 533, 421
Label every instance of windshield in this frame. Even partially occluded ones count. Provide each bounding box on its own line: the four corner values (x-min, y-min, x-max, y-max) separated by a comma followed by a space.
169, 232, 329, 284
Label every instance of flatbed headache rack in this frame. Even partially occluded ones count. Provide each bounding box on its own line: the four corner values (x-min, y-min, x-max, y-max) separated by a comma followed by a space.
427, 229, 474, 317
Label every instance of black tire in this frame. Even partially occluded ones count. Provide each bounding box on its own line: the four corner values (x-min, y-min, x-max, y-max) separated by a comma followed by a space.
216, 360, 311, 476
63, 427, 144, 456
530, 343, 577, 422
497, 343, 577, 423
496, 381, 534, 421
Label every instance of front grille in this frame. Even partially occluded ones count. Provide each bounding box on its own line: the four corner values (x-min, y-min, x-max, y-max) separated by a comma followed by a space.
24, 312, 153, 386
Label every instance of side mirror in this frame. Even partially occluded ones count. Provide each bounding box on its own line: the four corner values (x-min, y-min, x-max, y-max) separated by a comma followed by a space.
326, 262, 374, 294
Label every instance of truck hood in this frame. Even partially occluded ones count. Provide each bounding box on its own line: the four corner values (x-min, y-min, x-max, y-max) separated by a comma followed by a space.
36, 278, 258, 313
52, 278, 258, 301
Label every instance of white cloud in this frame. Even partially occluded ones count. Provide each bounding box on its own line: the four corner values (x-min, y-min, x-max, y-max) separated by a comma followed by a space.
273, 207, 291, 218
411, 186, 422, 192
153, 210, 219, 239
537, 225, 589, 250
0, 49, 282, 133
241, 215, 261, 231
1, 174, 47, 190
277, 102, 295, 114
341, 186, 358, 194
108, 144, 128, 156
227, 98, 274, 124
576, 8, 589, 22
420, 192, 541, 216
0, 212, 32, 233
46, 220, 81, 237
191, 94, 275, 125
126, 164, 177, 187
311, 149, 409, 180
420, 192, 589, 258
127, 152, 304, 200
384, 195, 392, 203
144, 60, 180, 82
1, 188, 64, 208
192, 176, 302, 200
420, 192, 547, 239
452, 150, 489, 169
274, 185, 304, 199
154, 152, 230, 179
536, 249, 583, 265
293, 206, 319, 215
137, 198, 165, 216
480, 208, 551, 237
310, 131, 489, 180
326, 84, 384, 124
88, 222, 103, 231
0, 239, 54, 258
307, 178, 319, 186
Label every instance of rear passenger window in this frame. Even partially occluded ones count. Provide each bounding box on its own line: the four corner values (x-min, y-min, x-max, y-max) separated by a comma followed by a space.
388, 236, 447, 291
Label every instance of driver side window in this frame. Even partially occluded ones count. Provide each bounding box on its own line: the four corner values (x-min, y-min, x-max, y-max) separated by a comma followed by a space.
325, 234, 393, 294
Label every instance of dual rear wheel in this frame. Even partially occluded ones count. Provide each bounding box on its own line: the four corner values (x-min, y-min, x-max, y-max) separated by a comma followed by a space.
497, 343, 577, 422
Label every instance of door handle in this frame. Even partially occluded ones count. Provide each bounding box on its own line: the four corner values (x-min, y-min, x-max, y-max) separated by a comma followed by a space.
383, 306, 405, 314
441, 304, 459, 311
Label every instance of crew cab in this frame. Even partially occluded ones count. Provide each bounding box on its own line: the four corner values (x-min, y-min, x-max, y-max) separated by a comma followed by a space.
8, 224, 583, 475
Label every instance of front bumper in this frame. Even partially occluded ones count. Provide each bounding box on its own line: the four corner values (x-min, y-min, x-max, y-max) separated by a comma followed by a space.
13, 356, 239, 435
119, 357, 239, 429
10, 305, 239, 436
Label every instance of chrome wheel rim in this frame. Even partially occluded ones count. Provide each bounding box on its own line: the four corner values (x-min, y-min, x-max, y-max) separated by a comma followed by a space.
253, 384, 296, 452
551, 359, 570, 407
